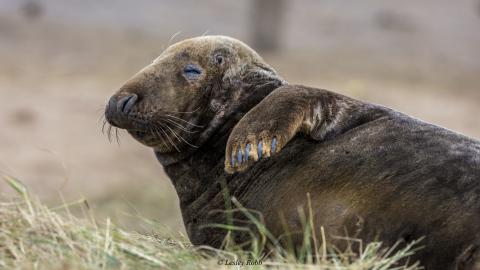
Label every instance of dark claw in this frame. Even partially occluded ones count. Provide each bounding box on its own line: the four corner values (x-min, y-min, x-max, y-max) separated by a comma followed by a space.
271, 137, 277, 154
245, 143, 251, 161
258, 141, 263, 159
237, 149, 243, 164
231, 152, 235, 167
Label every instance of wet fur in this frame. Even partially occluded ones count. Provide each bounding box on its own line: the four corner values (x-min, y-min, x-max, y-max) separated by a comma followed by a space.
106, 36, 480, 270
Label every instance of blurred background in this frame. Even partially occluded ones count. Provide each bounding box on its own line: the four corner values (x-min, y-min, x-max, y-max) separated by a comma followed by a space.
0, 0, 479, 232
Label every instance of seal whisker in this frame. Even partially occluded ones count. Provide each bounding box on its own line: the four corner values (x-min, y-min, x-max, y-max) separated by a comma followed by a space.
160, 117, 190, 129
107, 125, 113, 143
165, 114, 204, 127
156, 124, 180, 152
149, 126, 170, 151
167, 31, 182, 47
155, 32, 183, 63
101, 119, 108, 134
150, 125, 169, 151
164, 122, 199, 149
163, 123, 183, 144
114, 127, 121, 145
161, 107, 201, 114
97, 111, 106, 124
160, 117, 198, 133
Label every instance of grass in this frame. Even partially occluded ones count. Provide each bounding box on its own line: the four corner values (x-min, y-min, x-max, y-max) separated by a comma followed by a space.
0, 175, 423, 269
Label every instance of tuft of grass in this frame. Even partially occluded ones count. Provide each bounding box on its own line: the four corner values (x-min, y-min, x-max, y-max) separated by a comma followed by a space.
0, 175, 422, 269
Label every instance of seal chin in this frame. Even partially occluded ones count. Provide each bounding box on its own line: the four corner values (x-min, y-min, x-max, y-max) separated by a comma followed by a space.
127, 129, 159, 146
127, 128, 174, 152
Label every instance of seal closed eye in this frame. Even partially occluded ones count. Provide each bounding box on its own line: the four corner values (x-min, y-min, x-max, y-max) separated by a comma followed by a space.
105, 35, 480, 270
183, 64, 202, 80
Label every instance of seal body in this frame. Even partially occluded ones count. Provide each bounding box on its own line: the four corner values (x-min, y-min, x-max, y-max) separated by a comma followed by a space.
161, 86, 480, 270
105, 36, 480, 270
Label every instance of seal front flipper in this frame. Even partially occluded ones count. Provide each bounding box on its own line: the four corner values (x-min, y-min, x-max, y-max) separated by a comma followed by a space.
224, 85, 387, 174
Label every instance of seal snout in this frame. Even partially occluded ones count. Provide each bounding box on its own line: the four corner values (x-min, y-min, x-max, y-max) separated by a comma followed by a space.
105, 93, 138, 129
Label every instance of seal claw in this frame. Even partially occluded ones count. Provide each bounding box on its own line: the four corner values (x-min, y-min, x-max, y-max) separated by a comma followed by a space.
237, 149, 243, 164
231, 152, 235, 167
258, 141, 263, 159
271, 137, 277, 154
245, 143, 251, 161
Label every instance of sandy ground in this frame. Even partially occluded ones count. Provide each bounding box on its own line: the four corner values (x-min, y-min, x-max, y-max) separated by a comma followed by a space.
0, 0, 479, 231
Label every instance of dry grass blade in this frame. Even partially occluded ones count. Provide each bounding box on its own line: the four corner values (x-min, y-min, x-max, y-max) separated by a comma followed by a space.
0, 177, 423, 269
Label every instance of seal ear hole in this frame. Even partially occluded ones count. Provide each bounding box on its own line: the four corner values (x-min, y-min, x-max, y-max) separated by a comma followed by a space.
215, 54, 224, 65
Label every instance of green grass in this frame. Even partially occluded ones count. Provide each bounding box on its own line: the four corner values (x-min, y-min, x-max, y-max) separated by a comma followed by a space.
0, 175, 422, 269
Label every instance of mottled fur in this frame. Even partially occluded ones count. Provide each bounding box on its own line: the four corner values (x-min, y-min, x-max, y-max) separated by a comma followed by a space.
105, 36, 480, 270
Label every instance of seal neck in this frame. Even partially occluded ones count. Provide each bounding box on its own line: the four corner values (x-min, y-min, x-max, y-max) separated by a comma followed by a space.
155, 79, 286, 167
154, 79, 286, 202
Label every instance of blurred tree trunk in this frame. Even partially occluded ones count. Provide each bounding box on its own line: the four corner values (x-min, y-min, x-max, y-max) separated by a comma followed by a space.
478, 0, 480, 18
21, 1, 44, 21
250, 0, 286, 53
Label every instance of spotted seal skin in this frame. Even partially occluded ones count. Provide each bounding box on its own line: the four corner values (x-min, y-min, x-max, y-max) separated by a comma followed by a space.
105, 36, 480, 270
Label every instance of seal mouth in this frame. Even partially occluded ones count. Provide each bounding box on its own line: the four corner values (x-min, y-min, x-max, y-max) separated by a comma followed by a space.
130, 129, 148, 137
122, 113, 201, 152
104, 100, 202, 153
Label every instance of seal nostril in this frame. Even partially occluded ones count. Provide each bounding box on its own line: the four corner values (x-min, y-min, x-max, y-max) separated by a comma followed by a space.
117, 94, 138, 114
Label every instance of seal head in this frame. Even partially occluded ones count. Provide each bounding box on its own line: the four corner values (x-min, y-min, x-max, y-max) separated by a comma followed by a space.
105, 36, 285, 163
